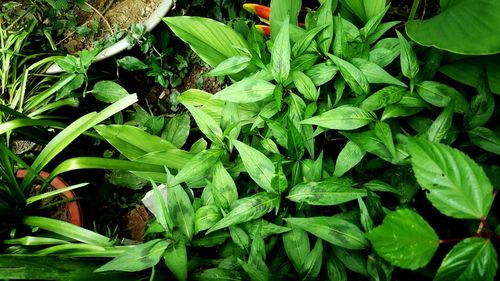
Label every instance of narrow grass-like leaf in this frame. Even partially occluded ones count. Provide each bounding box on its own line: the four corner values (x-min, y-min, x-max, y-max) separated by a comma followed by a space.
233, 140, 276, 193
284, 216, 368, 249
366, 209, 439, 270
22, 216, 112, 246
301, 106, 375, 130
408, 138, 494, 219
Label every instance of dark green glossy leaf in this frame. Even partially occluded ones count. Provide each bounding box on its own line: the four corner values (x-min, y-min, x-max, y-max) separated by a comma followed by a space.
435, 238, 498, 281
366, 209, 438, 270
361, 86, 406, 112
284, 216, 368, 249
326, 253, 347, 281
283, 222, 310, 271
469, 127, 500, 155
299, 239, 323, 280
332, 246, 369, 277
426, 105, 453, 143
416, 81, 469, 113
396, 30, 419, 81
351, 58, 406, 87
408, 138, 494, 219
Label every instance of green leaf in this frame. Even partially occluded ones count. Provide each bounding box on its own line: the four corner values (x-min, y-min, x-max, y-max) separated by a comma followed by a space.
272, 17, 291, 83
91, 81, 129, 104
342, 131, 392, 162
287, 180, 366, 206
469, 127, 500, 155
408, 138, 494, 219
340, 0, 385, 22
361, 86, 406, 112
434, 237, 498, 281
351, 58, 406, 87
369, 38, 400, 67
292, 71, 319, 101
374, 121, 396, 158
167, 185, 195, 240
211, 162, 238, 210
334, 141, 366, 177
230, 226, 251, 251
212, 78, 275, 103
242, 219, 291, 239
95, 239, 168, 272
466, 76, 495, 128
426, 105, 454, 143
207, 193, 278, 233
164, 238, 188, 281
328, 54, 370, 95
299, 239, 323, 280
333, 16, 348, 59
284, 216, 368, 250
326, 253, 347, 281
270, 0, 300, 39
301, 106, 375, 130
366, 209, 439, 270
283, 222, 310, 271
206, 56, 251, 77
406, 0, 500, 55
233, 140, 276, 193
162, 113, 190, 148
117, 56, 148, 71
192, 268, 242, 281
173, 149, 223, 186
292, 24, 327, 57
396, 30, 419, 81
332, 246, 369, 277
195, 205, 222, 234
183, 104, 224, 146
416, 81, 469, 112
315, 0, 335, 53
163, 17, 250, 68
304, 62, 339, 87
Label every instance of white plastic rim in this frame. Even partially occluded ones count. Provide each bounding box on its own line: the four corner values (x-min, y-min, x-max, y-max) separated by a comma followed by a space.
46, 0, 174, 74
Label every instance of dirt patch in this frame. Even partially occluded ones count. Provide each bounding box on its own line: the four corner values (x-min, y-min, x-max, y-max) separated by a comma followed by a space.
178, 65, 224, 94
62, 0, 161, 54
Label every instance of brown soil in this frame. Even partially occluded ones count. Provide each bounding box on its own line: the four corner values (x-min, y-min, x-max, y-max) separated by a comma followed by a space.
63, 0, 161, 54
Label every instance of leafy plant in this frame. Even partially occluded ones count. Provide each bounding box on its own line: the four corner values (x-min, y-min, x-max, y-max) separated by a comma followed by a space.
93, 0, 499, 280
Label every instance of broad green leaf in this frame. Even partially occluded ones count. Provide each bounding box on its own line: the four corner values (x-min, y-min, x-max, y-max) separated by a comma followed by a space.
211, 162, 238, 210
469, 127, 500, 155
326, 253, 348, 281
406, 0, 500, 55
366, 21, 399, 44
206, 56, 251, 77
183, 104, 224, 146
162, 113, 190, 148
230, 226, 251, 251
465, 76, 495, 128
315, 0, 335, 53
408, 138, 494, 219
191, 231, 229, 248
173, 149, 223, 186
301, 106, 375, 130
342, 131, 392, 162
287, 180, 366, 205
426, 105, 453, 143
360, 4, 390, 39
284, 216, 368, 249
369, 38, 400, 67
434, 237, 498, 281
333, 16, 348, 59
328, 54, 370, 95
374, 121, 396, 158
304, 62, 339, 86
332, 247, 369, 277
195, 205, 222, 234
163, 17, 250, 68
116, 56, 148, 71
299, 239, 323, 280
167, 185, 195, 240
396, 30, 419, 81
292, 24, 327, 57
233, 140, 276, 193
292, 71, 319, 101
178, 89, 225, 123
270, 0, 300, 39
334, 141, 366, 177
416, 81, 469, 112
164, 238, 188, 281
366, 209, 438, 270
361, 86, 406, 111
212, 79, 276, 103
351, 58, 406, 87
242, 219, 290, 239
272, 17, 291, 83
95, 239, 169, 272
340, 0, 386, 22
207, 193, 278, 233
283, 222, 310, 271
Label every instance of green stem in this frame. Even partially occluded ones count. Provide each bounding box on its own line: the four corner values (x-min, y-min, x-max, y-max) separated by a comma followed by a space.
408, 0, 421, 21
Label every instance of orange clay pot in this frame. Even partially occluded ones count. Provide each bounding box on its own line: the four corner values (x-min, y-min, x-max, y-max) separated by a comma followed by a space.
16, 169, 83, 227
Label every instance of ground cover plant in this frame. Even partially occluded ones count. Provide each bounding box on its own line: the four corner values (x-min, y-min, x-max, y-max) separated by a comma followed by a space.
0, 0, 499, 280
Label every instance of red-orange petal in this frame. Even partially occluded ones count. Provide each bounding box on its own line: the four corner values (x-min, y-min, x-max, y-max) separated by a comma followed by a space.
243, 3, 271, 21
255, 25, 271, 37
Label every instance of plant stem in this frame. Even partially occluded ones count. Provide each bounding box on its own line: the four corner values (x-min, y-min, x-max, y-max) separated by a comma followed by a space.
439, 237, 467, 244
408, 0, 421, 21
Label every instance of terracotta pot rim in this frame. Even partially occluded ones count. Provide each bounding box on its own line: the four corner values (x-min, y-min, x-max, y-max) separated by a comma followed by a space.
16, 169, 83, 227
